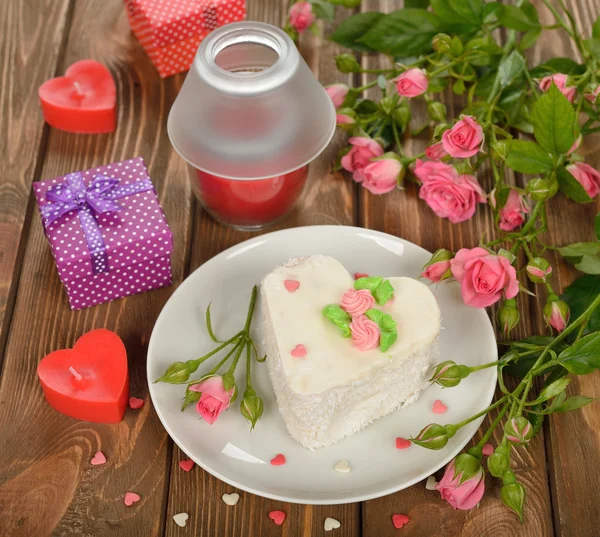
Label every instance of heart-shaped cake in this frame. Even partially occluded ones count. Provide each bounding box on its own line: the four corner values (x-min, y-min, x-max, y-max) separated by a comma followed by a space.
261, 255, 440, 449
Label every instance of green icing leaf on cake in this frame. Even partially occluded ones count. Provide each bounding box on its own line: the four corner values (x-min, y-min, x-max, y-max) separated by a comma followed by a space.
322, 304, 352, 337
365, 308, 398, 352
354, 276, 383, 293
355, 276, 395, 305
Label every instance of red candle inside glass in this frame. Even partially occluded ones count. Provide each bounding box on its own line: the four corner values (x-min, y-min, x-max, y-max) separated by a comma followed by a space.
191, 165, 309, 230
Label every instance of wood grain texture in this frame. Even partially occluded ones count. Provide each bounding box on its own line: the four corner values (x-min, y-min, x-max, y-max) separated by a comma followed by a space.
529, 2, 600, 536
162, 2, 359, 537
358, 1, 553, 536
0, 1, 193, 536
0, 0, 72, 361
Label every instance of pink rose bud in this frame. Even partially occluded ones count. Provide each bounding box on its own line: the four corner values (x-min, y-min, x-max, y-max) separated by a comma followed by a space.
240, 389, 264, 430
425, 142, 448, 160
568, 134, 582, 156
430, 360, 462, 388
353, 153, 404, 195
412, 423, 453, 450
435, 454, 486, 510
336, 108, 356, 129
585, 84, 600, 103
341, 136, 384, 173
189, 375, 235, 425
450, 247, 519, 308
288, 2, 315, 34
504, 417, 534, 445
566, 162, 600, 198
414, 160, 486, 224
497, 189, 530, 231
394, 68, 429, 98
421, 248, 454, 283
325, 83, 349, 109
539, 73, 577, 102
441, 115, 484, 158
543, 297, 570, 332
526, 257, 552, 283
497, 298, 520, 337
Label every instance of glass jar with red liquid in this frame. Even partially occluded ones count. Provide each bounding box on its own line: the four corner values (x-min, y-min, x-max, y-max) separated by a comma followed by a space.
168, 22, 335, 230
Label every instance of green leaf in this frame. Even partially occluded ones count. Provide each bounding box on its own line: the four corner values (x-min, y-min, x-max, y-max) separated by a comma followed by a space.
205, 303, 223, 343
310, 0, 335, 21
519, 28, 541, 51
551, 395, 594, 413
497, 3, 539, 31
583, 38, 600, 61
505, 140, 553, 174
406, 0, 430, 7
322, 304, 352, 338
531, 84, 576, 155
561, 275, 600, 336
556, 167, 594, 203
330, 12, 385, 52
495, 186, 511, 210
380, 330, 398, 352
355, 276, 383, 293
359, 9, 441, 57
529, 57, 586, 78
498, 50, 526, 87
430, 0, 483, 31
558, 242, 600, 274
373, 279, 395, 305
593, 15, 600, 39
558, 332, 600, 374
528, 377, 570, 406
595, 214, 600, 241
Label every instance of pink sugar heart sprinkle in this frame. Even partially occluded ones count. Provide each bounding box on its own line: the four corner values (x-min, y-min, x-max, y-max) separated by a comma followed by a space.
284, 279, 300, 292
432, 399, 447, 414
269, 510, 286, 525
354, 272, 369, 279
129, 397, 144, 409
395, 437, 411, 450
90, 451, 106, 466
124, 492, 140, 506
270, 454, 286, 466
482, 443, 494, 457
179, 459, 195, 472
392, 514, 410, 529
291, 344, 307, 358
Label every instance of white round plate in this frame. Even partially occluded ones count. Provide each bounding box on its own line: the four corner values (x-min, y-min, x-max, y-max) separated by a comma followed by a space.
148, 226, 497, 504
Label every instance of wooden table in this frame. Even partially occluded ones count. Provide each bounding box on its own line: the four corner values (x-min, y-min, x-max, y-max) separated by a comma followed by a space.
1, 0, 599, 535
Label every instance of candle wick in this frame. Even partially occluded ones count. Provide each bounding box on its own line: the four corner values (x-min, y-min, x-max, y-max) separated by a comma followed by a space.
73, 81, 85, 99
69, 366, 83, 381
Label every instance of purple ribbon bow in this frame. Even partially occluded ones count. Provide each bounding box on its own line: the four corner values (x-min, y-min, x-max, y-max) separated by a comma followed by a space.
41, 172, 154, 275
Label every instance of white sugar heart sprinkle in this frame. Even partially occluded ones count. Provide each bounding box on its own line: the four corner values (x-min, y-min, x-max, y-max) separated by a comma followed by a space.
222, 492, 240, 506
90, 451, 106, 465
334, 460, 351, 473
173, 512, 189, 527
425, 475, 438, 490
324, 517, 341, 531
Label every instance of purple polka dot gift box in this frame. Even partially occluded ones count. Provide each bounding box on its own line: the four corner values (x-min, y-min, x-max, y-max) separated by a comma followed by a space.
33, 156, 173, 310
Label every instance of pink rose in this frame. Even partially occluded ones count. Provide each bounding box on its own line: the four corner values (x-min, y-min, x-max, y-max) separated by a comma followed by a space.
341, 137, 384, 173
394, 68, 429, 98
336, 113, 355, 126
326, 84, 349, 109
442, 116, 484, 158
566, 162, 600, 198
568, 134, 582, 156
288, 2, 315, 34
425, 142, 448, 160
450, 247, 519, 308
341, 288, 375, 317
189, 376, 234, 424
415, 160, 486, 224
353, 156, 403, 195
350, 315, 380, 351
544, 299, 570, 332
585, 85, 600, 103
436, 458, 485, 510
539, 73, 576, 102
498, 189, 529, 231
422, 260, 451, 283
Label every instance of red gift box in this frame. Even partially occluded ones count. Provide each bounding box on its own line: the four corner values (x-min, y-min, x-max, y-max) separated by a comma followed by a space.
124, 0, 246, 78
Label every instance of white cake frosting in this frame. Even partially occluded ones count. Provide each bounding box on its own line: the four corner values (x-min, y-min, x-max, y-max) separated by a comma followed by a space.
261, 255, 441, 449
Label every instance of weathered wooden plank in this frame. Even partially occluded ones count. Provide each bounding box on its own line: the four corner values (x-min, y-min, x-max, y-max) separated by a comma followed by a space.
0, 1, 193, 536
162, 2, 359, 537
0, 0, 72, 361
359, 1, 553, 535
529, 2, 600, 536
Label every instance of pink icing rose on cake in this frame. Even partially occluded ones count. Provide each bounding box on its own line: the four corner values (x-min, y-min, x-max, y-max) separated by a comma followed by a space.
189, 376, 234, 424
341, 288, 375, 317
350, 315, 380, 351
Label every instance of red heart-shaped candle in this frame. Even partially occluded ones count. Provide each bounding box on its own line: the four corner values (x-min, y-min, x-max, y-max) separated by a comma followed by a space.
37, 329, 129, 423
38, 60, 116, 133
